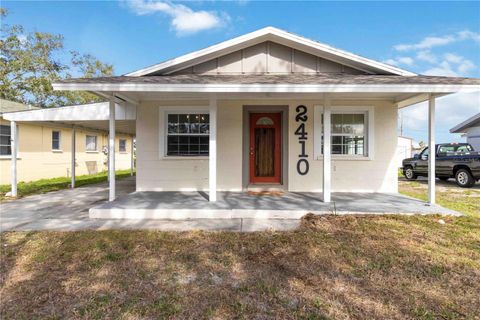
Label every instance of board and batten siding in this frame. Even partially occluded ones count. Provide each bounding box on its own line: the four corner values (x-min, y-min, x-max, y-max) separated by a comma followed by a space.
135, 99, 398, 193
171, 42, 366, 75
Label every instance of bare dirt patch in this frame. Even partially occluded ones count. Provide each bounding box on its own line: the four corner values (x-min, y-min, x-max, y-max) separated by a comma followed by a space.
1, 214, 479, 319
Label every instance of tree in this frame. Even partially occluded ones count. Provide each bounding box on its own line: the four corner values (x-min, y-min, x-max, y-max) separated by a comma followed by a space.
0, 8, 114, 107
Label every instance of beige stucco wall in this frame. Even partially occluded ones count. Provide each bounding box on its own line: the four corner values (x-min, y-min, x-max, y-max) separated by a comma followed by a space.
136, 99, 398, 193
0, 119, 133, 185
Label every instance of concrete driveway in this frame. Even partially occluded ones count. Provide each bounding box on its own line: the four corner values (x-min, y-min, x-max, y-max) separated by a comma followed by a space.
0, 177, 299, 232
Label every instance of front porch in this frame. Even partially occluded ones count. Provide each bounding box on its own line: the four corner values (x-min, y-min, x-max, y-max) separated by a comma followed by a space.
89, 191, 459, 220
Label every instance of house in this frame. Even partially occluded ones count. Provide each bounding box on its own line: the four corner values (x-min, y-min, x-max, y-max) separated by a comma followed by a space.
0, 99, 135, 185
450, 113, 480, 151
396, 136, 421, 167
4, 27, 480, 218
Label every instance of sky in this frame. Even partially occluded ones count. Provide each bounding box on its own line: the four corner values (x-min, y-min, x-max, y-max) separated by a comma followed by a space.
2, 0, 480, 144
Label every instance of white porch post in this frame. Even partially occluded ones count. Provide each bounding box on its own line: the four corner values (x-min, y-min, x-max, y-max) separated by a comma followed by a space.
130, 136, 135, 176
10, 121, 17, 197
209, 97, 217, 202
71, 126, 76, 188
109, 99, 116, 201
323, 97, 331, 203
428, 94, 436, 205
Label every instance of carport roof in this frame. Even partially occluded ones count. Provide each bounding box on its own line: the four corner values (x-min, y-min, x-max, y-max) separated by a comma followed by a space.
2, 102, 136, 135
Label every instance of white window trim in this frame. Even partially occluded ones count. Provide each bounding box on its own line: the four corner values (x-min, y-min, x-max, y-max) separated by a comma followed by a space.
159, 107, 210, 160
51, 130, 62, 151
86, 134, 98, 152
314, 105, 375, 161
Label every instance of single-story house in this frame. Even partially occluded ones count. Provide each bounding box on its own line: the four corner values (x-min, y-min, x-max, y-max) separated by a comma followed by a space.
450, 113, 480, 151
1, 100, 135, 186
4, 27, 480, 218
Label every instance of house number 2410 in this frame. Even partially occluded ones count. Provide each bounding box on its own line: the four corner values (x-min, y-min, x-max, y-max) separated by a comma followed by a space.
295, 105, 309, 175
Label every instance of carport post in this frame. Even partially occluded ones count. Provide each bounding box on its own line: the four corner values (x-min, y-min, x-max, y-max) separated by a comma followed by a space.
323, 97, 332, 203
209, 97, 217, 202
428, 94, 436, 205
71, 126, 76, 188
130, 136, 134, 176
109, 99, 116, 201
10, 121, 17, 197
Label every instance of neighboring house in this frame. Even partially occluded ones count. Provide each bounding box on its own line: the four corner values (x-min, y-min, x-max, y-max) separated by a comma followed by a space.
396, 136, 420, 167
0, 99, 134, 185
450, 113, 480, 151
4, 27, 480, 217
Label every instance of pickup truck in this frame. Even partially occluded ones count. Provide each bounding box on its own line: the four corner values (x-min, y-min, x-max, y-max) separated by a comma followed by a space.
402, 143, 480, 188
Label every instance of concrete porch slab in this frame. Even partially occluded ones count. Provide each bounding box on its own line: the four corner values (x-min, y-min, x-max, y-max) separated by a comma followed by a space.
89, 191, 460, 220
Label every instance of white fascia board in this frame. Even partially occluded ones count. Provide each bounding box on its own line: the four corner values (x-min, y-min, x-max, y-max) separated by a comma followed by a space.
53, 82, 480, 94
125, 26, 416, 77
3, 102, 136, 121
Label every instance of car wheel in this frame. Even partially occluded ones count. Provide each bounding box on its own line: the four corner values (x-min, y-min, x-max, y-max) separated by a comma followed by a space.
404, 167, 417, 180
455, 169, 475, 188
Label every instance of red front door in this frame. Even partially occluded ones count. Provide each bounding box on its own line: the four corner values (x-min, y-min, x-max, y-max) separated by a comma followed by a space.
249, 113, 282, 184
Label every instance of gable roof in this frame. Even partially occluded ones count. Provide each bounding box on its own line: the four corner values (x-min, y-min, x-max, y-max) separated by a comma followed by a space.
125, 27, 417, 77
450, 113, 480, 133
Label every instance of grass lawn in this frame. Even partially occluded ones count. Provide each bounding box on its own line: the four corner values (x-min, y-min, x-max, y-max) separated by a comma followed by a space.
1, 179, 479, 319
0, 170, 134, 201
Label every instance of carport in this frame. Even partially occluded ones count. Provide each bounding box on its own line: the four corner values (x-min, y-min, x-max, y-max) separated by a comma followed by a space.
3, 101, 136, 198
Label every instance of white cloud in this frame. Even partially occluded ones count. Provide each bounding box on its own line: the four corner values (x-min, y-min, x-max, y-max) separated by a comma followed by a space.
444, 53, 463, 64
383, 56, 414, 67
127, 0, 229, 35
383, 58, 399, 66
424, 61, 458, 76
400, 92, 480, 143
394, 30, 480, 51
423, 54, 476, 76
416, 50, 437, 63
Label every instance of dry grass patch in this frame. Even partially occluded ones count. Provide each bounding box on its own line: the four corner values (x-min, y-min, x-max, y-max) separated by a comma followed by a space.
2, 214, 479, 319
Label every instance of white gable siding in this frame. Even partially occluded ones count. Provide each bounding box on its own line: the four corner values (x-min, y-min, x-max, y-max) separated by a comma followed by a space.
171, 41, 367, 75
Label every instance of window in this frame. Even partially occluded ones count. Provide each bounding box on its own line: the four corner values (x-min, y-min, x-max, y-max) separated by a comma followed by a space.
86, 135, 97, 151
314, 106, 373, 159
328, 113, 366, 156
52, 131, 61, 150
166, 113, 210, 156
119, 139, 127, 152
0, 125, 11, 156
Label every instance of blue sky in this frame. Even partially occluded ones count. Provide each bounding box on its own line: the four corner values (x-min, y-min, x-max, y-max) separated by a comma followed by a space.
3, 0, 480, 144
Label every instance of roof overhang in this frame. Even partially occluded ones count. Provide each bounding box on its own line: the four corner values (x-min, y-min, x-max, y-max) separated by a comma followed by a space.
125, 27, 416, 77
2, 102, 137, 135
54, 82, 480, 94
2, 102, 136, 122
450, 113, 480, 133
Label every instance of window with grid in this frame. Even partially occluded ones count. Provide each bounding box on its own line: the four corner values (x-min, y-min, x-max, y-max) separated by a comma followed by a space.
166, 113, 209, 156
119, 139, 127, 152
86, 135, 97, 151
52, 131, 61, 150
0, 125, 11, 156
321, 113, 367, 156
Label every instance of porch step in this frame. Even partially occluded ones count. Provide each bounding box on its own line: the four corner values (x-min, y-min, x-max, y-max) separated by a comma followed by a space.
246, 185, 286, 193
